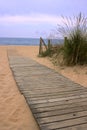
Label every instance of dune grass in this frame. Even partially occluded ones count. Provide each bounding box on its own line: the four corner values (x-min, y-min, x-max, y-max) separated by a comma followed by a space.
40, 13, 87, 66
57, 13, 87, 65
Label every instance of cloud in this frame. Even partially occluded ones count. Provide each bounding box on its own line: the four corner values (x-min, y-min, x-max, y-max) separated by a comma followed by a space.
0, 13, 62, 25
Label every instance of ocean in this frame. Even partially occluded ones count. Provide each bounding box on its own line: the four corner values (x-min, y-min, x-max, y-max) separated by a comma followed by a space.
0, 37, 63, 45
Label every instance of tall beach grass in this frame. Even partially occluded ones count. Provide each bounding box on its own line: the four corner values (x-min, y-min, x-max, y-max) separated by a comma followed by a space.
39, 13, 87, 66
57, 13, 87, 65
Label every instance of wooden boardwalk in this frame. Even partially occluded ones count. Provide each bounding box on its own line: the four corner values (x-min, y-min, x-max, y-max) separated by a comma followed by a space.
8, 51, 87, 130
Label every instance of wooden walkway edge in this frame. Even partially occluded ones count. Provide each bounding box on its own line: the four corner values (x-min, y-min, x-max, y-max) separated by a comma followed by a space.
8, 50, 87, 130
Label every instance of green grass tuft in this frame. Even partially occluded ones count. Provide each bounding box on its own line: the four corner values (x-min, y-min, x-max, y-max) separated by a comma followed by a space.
57, 13, 87, 65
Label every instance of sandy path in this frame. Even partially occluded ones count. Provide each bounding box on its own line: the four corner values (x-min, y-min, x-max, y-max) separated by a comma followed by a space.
0, 45, 87, 130
0, 46, 39, 130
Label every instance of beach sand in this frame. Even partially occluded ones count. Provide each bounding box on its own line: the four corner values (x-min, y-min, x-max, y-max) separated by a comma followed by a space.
0, 46, 87, 130
0, 46, 39, 130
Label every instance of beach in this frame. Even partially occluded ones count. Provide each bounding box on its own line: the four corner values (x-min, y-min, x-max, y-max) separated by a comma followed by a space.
0, 46, 39, 130
0, 46, 87, 130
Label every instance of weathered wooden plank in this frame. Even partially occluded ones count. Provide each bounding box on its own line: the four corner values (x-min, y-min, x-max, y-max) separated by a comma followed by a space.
38, 110, 87, 124
29, 97, 87, 108
23, 89, 87, 98
14, 81, 83, 90
16, 82, 84, 90
25, 94, 87, 105
34, 105, 87, 118
40, 116, 87, 129
14, 85, 83, 92
17, 88, 87, 96
31, 101, 87, 114
24, 92, 87, 102
57, 123, 87, 130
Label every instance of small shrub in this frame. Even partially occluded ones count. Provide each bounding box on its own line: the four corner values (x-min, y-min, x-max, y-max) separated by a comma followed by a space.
40, 48, 52, 57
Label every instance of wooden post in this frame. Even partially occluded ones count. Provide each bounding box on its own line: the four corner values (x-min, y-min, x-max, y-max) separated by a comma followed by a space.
39, 37, 42, 55
39, 37, 47, 55
41, 37, 47, 50
64, 37, 67, 46
48, 39, 51, 49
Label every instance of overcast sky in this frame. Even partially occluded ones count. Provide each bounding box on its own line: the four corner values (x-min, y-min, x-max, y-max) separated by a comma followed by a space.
0, 0, 87, 38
